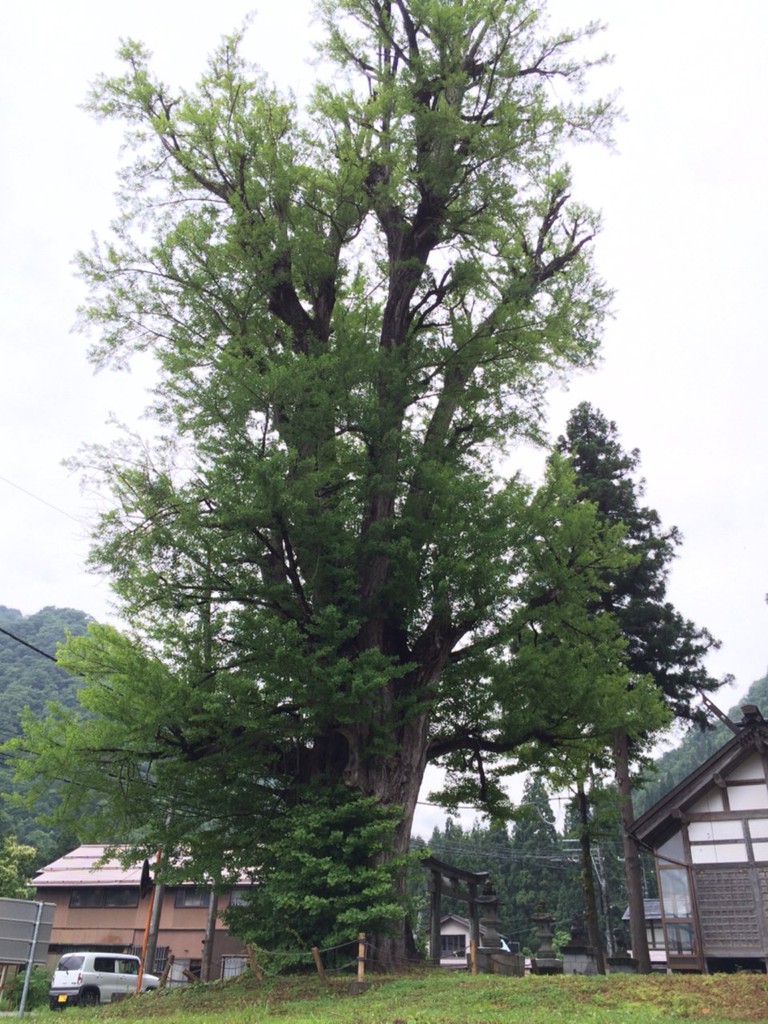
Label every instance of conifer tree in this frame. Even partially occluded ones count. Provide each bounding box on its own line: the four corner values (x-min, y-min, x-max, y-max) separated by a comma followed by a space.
557, 402, 725, 971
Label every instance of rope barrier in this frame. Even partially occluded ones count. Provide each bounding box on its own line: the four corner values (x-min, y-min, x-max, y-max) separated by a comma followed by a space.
241, 931, 520, 982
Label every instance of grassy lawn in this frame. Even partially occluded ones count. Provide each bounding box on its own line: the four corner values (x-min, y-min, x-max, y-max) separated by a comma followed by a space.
39, 969, 768, 1024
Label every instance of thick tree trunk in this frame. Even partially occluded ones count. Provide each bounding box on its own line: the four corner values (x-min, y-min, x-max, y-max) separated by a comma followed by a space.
346, 710, 430, 971
613, 728, 651, 973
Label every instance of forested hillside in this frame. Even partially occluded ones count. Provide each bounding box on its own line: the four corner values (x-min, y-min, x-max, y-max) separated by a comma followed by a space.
634, 671, 768, 816
0, 605, 89, 863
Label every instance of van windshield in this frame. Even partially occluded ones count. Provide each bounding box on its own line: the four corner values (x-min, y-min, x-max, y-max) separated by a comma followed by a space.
57, 955, 85, 971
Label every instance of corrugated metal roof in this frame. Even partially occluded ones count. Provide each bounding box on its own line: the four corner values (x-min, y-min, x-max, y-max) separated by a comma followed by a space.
33, 845, 256, 888
33, 845, 148, 887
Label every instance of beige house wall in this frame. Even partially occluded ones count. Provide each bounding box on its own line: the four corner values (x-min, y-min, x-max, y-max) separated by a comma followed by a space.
35, 886, 248, 977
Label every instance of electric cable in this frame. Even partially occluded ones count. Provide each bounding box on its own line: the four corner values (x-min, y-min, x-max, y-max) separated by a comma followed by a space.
0, 625, 57, 663
0, 472, 84, 524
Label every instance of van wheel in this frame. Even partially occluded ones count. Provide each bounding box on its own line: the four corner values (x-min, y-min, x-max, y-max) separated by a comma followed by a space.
79, 989, 99, 1007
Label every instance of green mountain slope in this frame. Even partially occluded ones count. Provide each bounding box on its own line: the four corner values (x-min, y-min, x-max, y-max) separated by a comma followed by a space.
0, 604, 90, 861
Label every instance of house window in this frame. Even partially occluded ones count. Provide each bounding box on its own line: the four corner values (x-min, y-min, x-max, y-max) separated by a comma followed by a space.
70, 889, 103, 908
659, 869, 692, 918
646, 919, 665, 950
658, 863, 697, 958
665, 923, 695, 954
69, 888, 139, 908
657, 830, 684, 863
441, 934, 466, 956
174, 888, 210, 908
104, 888, 139, 908
129, 945, 169, 974
221, 956, 247, 978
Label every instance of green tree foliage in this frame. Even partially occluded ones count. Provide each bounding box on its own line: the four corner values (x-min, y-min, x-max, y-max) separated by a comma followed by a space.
5, 3, 665, 965
557, 404, 725, 720
505, 777, 572, 951
560, 780, 627, 947
225, 791, 405, 956
0, 834, 36, 899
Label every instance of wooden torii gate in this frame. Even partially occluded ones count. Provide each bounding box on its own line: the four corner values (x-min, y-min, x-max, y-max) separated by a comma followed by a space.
423, 856, 491, 966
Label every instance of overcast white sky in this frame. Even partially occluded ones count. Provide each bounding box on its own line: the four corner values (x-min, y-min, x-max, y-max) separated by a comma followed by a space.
1, 0, 767, 780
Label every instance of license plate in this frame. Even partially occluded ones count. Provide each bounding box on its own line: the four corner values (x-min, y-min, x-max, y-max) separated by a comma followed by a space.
57, 995, 68, 1003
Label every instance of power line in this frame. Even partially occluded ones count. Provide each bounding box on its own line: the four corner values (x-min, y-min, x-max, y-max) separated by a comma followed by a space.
0, 626, 57, 663
0, 472, 84, 524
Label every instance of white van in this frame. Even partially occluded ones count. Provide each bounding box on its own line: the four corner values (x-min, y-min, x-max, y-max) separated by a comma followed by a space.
48, 952, 159, 1008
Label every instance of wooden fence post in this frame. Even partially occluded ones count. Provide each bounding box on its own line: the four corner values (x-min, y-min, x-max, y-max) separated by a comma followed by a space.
312, 946, 329, 985
356, 933, 366, 982
159, 954, 174, 988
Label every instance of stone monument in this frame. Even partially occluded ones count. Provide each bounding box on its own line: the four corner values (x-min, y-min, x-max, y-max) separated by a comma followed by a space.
529, 902, 562, 975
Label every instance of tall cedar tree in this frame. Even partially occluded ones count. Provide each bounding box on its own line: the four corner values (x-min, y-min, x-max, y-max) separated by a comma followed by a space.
6, 5, 664, 967
557, 402, 725, 970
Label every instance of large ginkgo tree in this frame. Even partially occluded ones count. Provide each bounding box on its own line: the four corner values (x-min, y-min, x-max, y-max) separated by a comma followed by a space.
8, 1, 665, 967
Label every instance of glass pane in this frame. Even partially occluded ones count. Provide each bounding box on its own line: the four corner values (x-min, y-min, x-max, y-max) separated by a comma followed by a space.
57, 955, 84, 971
665, 923, 695, 954
174, 888, 210, 908
104, 888, 139, 907
441, 934, 466, 954
660, 868, 691, 917
70, 888, 103, 908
